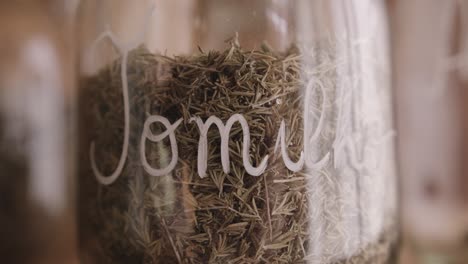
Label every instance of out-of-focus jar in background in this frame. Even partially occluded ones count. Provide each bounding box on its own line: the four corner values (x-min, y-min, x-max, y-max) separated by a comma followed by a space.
78, 1, 398, 263
0, 1, 78, 263
390, 0, 468, 262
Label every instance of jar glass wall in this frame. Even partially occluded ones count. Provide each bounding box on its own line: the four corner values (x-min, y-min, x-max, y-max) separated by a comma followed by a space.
78, 1, 398, 263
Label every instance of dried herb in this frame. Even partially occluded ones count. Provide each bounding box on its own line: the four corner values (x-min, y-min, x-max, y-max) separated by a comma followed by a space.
79, 40, 396, 263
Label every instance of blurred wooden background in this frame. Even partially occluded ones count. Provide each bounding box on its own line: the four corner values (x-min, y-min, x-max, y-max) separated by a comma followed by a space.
389, 0, 468, 263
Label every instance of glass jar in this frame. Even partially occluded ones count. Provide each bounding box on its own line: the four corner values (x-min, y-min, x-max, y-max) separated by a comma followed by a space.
0, 1, 77, 263
78, 0, 398, 263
